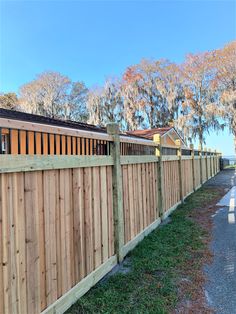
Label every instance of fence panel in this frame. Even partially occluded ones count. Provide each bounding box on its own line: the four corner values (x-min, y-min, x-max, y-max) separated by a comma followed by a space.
194, 158, 201, 188
207, 157, 211, 178
181, 158, 194, 197
163, 160, 181, 212
202, 157, 207, 183
122, 162, 159, 244
0, 165, 114, 314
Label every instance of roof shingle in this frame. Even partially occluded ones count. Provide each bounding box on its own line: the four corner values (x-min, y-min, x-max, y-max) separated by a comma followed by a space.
126, 127, 172, 140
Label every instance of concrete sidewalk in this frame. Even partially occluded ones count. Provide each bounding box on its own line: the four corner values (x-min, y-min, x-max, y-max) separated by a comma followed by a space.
204, 169, 236, 314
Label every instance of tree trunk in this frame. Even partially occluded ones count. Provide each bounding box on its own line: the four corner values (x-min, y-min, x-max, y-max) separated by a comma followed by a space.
150, 105, 154, 128
199, 116, 203, 151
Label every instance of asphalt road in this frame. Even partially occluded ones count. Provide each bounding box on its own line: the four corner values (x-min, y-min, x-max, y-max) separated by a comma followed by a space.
204, 168, 236, 189
204, 169, 236, 314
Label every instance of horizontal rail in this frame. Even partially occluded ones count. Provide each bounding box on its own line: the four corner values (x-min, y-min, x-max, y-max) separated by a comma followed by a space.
182, 156, 192, 160
120, 135, 157, 147
120, 155, 159, 165
162, 156, 179, 161
0, 118, 113, 142
163, 144, 178, 149
0, 155, 114, 173
0, 154, 218, 172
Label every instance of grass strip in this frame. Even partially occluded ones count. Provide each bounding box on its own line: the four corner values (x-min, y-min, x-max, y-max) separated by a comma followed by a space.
66, 188, 222, 314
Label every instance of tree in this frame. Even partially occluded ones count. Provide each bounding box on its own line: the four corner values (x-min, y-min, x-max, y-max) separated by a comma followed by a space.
59, 81, 88, 122
121, 66, 145, 130
0, 92, 19, 110
155, 61, 183, 121
121, 59, 183, 130
19, 71, 70, 117
87, 79, 123, 127
177, 52, 223, 149
19, 71, 88, 121
132, 59, 171, 128
87, 86, 104, 126
212, 41, 236, 151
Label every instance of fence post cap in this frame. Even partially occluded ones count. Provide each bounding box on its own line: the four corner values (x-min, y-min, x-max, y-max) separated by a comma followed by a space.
175, 139, 181, 147
106, 123, 120, 135
153, 134, 161, 144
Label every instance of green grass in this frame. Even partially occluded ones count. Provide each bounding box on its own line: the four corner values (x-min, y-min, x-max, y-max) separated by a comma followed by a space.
66, 188, 221, 314
224, 165, 236, 169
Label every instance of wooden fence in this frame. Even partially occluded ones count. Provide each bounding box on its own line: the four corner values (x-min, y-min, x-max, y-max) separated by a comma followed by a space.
0, 118, 155, 156
0, 123, 221, 314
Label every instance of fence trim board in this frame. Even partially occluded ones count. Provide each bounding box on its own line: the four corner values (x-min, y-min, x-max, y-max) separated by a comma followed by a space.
162, 156, 179, 161
183, 190, 194, 200
0, 155, 114, 173
121, 218, 161, 258
162, 201, 182, 220
161, 144, 178, 149
120, 135, 157, 147
181, 156, 192, 160
195, 184, 202, 190
0, 117, 113, 142
120, 155, 159, 165
41, 255, 117, 314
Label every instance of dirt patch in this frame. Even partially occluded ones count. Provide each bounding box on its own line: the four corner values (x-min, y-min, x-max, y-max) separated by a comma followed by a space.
174, 188, 225, 314
99, 257, 132, 284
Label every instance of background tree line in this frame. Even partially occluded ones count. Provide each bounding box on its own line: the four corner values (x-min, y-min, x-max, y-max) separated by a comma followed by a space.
0, 41, 235, 149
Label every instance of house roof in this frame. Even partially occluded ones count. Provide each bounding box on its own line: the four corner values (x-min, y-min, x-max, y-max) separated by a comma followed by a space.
126, 127, 187, 146
0, 108, 107, 134
126, 127, 173, 140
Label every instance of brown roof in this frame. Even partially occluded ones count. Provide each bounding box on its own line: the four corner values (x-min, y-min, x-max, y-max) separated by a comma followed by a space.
126, 127, 173, 140
0, 108, 107, 134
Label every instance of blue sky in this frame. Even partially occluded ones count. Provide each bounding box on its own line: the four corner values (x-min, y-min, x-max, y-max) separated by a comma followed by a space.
0, 0, 235, 155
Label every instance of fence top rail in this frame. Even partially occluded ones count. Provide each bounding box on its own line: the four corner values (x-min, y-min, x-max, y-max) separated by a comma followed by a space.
0, 152, 219, 173
120, 155, 159, 165
0, 155, 114, 173
163, 144, 178, 149
0, 117, 113, 142
120, 135, 157, 147
181, 156, 192, 160
162, 156, 179, 161
0, 117, 221, 155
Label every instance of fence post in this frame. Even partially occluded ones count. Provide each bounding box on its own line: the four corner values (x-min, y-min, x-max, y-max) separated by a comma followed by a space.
176, 139, 183, 203
209, 148, 212, 178
199, 145, 203, 185
204, 147, 208, 181
190, 144, 196, 192
219, 152, 223, 171
107, 123, 124, 263
214, 149, 217, 175
153, 134, 164, 219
